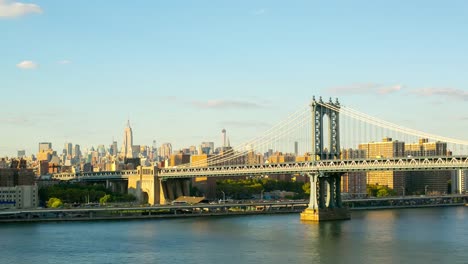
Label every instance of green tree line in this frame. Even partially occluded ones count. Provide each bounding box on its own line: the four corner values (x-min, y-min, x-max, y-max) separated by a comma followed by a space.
216, 178, 306, 199
39, 183, 136, 205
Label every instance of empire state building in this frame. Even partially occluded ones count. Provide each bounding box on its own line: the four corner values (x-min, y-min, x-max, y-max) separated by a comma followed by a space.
121, 120, 135, 159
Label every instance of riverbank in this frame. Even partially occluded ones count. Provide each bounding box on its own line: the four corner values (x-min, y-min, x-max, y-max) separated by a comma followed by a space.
1, 200, 465, 223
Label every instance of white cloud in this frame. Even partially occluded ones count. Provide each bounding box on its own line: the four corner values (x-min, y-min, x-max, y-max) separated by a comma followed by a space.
0, 0, 42, 18
191, 99, 264, 109
411, 88, 468, 101
57, 59, 71, 65
378, 84, 403, 95
16, 60, 38, 69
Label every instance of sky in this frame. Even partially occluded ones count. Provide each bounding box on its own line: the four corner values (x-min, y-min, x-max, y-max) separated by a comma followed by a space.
1, 0, 467, 157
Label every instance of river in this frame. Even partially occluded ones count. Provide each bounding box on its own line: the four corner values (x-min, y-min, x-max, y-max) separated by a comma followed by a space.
1, 207, 467, 264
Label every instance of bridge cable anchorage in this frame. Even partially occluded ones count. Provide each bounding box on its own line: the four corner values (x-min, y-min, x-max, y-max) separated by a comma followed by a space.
183, 104, 312, 168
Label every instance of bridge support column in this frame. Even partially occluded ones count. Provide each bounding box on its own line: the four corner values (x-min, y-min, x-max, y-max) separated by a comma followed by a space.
175, 180, 183, 198
182, 180, 191, 196
166, 181, 175, 201
326, 176, 336, 209
301, 172, 350, 222
307, 173, 319, 210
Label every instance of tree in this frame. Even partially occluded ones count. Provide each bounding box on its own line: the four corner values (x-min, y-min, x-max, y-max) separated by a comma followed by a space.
302, 182, 311, 195
47, 197, 63, 208
99, 194, 111, 205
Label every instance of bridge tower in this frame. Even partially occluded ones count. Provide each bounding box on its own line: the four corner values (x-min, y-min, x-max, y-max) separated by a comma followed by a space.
311, 96, 341, 161
301, 96, 350, 221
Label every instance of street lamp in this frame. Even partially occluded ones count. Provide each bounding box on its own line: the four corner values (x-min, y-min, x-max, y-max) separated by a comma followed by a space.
401, 187, 405, 197
221, 190, 225, 204
260, 189, 264, 201
425, 185, 429, 196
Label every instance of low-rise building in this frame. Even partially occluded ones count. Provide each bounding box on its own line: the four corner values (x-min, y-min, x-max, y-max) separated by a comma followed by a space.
0, 185, 39, 209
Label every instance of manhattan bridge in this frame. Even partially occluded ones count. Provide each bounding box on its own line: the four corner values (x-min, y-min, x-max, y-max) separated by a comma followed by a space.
53, 96, 468, 221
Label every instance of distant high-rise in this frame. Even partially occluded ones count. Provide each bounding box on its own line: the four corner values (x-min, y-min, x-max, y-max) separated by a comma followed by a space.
17, 150, 26, 158
159, 143, 172, 159
110, 141, 118, 156
222, 129, 227, 148
121, 120, 135, 159
39, 142, 52, 152
64, 142, 73, 157
201, 142, 215, 154
73, 144, 81, 159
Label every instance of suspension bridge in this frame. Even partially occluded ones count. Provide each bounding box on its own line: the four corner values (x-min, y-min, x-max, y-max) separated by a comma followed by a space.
158, 96, 468, 221
52, 96, 468, 221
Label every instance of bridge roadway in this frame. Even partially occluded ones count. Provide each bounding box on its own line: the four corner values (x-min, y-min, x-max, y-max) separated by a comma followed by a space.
51, 170, 135, 181
49, 156, 468, 182
160, 156, 468, 179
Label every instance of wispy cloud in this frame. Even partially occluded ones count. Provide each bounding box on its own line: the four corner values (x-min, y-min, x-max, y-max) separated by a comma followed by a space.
0, 0, 42, 18
253, 8, 266, 16
220, 120, 271, 129
327, 83, 403, 95
16, 60, 38, 69
411, 88, 468, 101
191, 99, 264, 109
378, 84, 403, 95
57, 59, 71, 65
0, 116, 32, 125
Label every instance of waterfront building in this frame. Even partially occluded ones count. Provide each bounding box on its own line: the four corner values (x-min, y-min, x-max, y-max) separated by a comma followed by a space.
341, 149, 367, 197
404, 139, 451, 195
0, 166, 37, 209
359, 138, 406, 195
0, 185, 38, 209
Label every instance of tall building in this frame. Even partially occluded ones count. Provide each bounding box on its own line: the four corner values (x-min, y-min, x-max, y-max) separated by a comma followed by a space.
359, 137, 406, 194
64, 143, 73, 157
121, 120, 135, 159
341, 149, 367, 197
73, 144, 81, 160
39, 142, 52, 152
200, 142, 215, 155
159, 143, 172, 159
110, 141, 118, 156
222, 129, 227, 148
17, 150, 26, 158
37, 142, 54, 162
404, 139, 451, 194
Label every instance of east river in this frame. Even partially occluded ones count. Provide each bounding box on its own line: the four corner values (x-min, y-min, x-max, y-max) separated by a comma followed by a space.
1, 207, 467, 264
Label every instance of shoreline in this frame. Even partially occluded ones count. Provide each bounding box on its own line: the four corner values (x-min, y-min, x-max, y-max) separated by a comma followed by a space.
0, 202, 464, 223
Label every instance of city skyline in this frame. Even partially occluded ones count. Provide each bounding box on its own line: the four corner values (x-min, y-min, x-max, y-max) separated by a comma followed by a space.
1, 1, 467, 156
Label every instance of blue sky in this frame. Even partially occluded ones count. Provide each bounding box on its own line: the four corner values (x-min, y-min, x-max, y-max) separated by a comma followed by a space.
1, 0, 467, 157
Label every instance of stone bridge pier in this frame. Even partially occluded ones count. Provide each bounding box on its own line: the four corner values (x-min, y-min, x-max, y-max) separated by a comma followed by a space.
300, 172, 350, 221
127, 166, 192, 205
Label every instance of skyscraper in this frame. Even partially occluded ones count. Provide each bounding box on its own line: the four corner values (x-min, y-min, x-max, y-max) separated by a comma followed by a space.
121, 120, 134, 159
222, 129, 227, 148
39, 142, 52, 152
110, 141, 118, 156
64, 142, 73, 157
